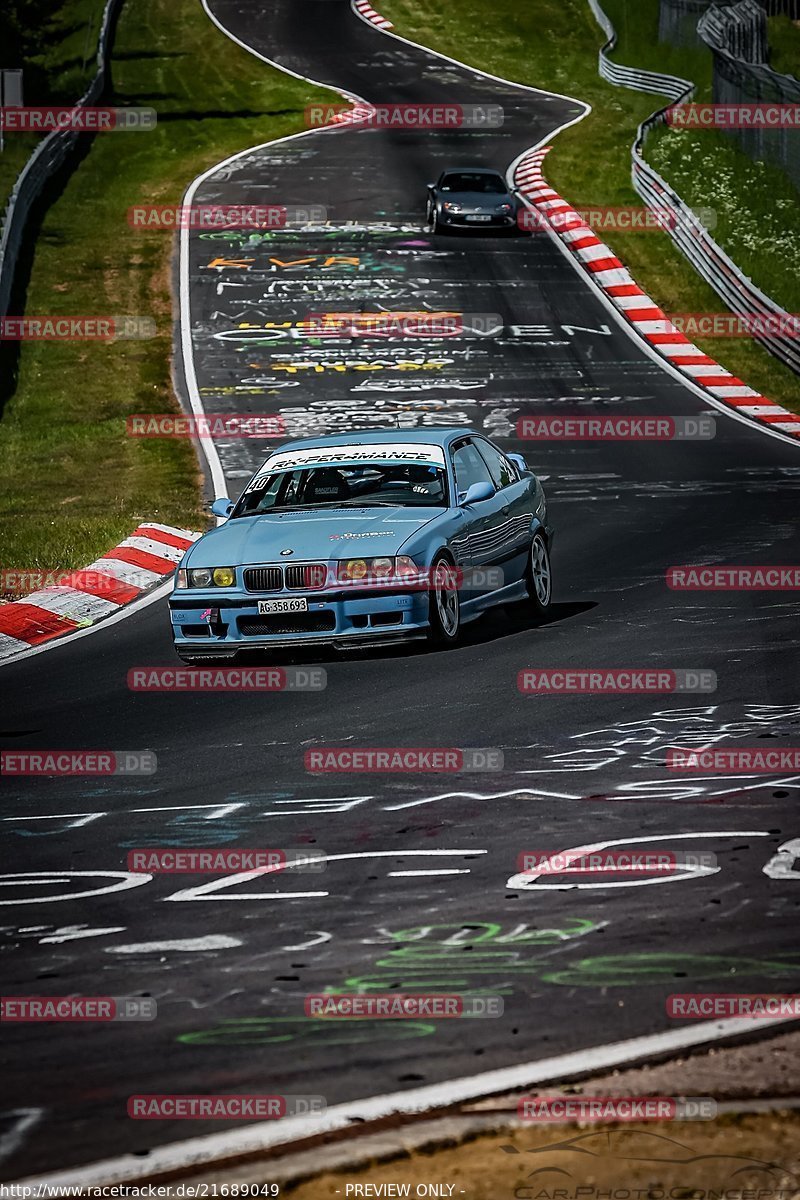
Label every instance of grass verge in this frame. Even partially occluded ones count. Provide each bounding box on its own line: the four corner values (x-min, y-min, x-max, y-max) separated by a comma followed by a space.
0, 0, 333, 572
768, 15, 800, 78
378, 0, 800, 412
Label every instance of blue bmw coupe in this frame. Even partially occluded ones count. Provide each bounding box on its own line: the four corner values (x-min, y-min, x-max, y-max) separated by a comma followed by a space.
169, 428, 552, 660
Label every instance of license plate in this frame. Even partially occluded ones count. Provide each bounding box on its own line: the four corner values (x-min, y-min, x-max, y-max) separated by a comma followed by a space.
466, 214, 491, 222
258, 598, 308, 614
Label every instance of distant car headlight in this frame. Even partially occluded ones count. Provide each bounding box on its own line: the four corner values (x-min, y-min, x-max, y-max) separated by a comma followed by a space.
185, 567, 236, 587
442, 202, 462, 213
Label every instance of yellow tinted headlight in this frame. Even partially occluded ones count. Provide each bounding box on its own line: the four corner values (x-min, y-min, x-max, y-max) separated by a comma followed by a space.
212, 567, 236, 587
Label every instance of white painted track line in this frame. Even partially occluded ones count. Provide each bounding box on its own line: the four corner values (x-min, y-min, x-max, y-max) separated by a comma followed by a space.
14, 1015, 798, 1188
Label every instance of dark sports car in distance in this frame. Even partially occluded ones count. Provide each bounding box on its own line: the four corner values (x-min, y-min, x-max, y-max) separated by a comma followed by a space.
426, 166, 519, 232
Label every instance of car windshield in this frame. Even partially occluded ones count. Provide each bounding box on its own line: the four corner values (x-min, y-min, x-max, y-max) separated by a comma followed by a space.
232, 461, 449, 517
440, 173, 506, 194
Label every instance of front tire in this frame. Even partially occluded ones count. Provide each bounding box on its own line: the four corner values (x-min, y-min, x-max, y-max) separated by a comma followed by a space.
525, 531, 552, 620
427, 554, 461, 646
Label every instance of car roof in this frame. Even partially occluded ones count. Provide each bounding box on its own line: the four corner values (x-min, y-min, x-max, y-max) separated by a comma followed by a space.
440, 166, 504, 175
271, 427, 477, 454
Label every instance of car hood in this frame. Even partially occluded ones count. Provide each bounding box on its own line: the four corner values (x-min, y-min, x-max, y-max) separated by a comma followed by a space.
186, 507, 443, 565
444, 191, 513, 209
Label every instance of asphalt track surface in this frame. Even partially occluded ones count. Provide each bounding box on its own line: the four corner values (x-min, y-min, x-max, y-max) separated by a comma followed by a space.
2, 0, 800, 1180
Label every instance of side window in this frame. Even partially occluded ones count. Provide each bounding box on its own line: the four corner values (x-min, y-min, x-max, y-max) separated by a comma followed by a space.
474, 439, 517, 489
452, 441, 494, 499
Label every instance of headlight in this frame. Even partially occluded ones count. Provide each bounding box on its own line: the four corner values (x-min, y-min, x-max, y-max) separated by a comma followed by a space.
336, 556, 420, 585
339, 558, 368, 582
442, 202, 462, 213
186, 567, 236, 588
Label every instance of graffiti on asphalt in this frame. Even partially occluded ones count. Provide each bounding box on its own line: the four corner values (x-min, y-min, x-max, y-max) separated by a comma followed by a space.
175, 920, 605, 1048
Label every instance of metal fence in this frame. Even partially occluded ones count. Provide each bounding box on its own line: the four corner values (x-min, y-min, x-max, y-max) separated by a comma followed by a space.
660, 0, 800, 47
587, 0, 800, 375
0, 0, 124, 319
699, 0, 800, 187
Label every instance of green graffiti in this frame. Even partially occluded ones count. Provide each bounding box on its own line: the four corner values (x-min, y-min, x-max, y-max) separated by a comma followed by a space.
327, 920, 604, 995
177, 920, 605, 1048
178, 1017, 435, 1047
197, 227, 422, 246
541, 953, 800, 987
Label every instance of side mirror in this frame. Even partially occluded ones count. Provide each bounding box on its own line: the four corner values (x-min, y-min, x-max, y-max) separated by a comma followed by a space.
211, 497, 233, 518
507, 452, 527, 472
461, 481, 495, 506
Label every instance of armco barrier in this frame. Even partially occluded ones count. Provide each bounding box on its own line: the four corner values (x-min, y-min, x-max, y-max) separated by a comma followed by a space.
587, 0, 693, 100
587, 0, 800, 377
0, 0, 124, 319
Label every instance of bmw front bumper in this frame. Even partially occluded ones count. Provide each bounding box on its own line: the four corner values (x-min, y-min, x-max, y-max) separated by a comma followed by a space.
169, 588, 432, 655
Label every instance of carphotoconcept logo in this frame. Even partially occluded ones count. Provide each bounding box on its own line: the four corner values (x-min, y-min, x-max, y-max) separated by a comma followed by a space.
127, 204, 326, 229
517, 1096, 717, 1123
304, 747, 503, 772
127, 415, 285, 438
0, 751, 156, 776
305, 102, 503, 129
0, 316, 155, 340
667, 994, 800, 1018
305, 994, 503, 1017
127, 849, 326, 874
517, 415, 715, 441
128, 1094, 325, 1119
667, 565, 800, 590
1, 996, 156, 1021
518, 670, 717, 694
127, 667, 326, 692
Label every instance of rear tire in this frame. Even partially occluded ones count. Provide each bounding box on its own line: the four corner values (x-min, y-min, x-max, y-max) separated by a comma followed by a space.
525, 532, 552, 620
427, 554, 461, 646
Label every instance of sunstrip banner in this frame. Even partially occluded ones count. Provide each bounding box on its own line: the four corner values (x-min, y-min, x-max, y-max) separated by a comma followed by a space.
245, 443, 447, 490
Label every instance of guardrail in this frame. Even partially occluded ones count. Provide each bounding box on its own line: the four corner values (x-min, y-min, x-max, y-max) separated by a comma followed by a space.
0, 0, 124, 319
587, 0, 800, 376
587, 0, 693, 99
